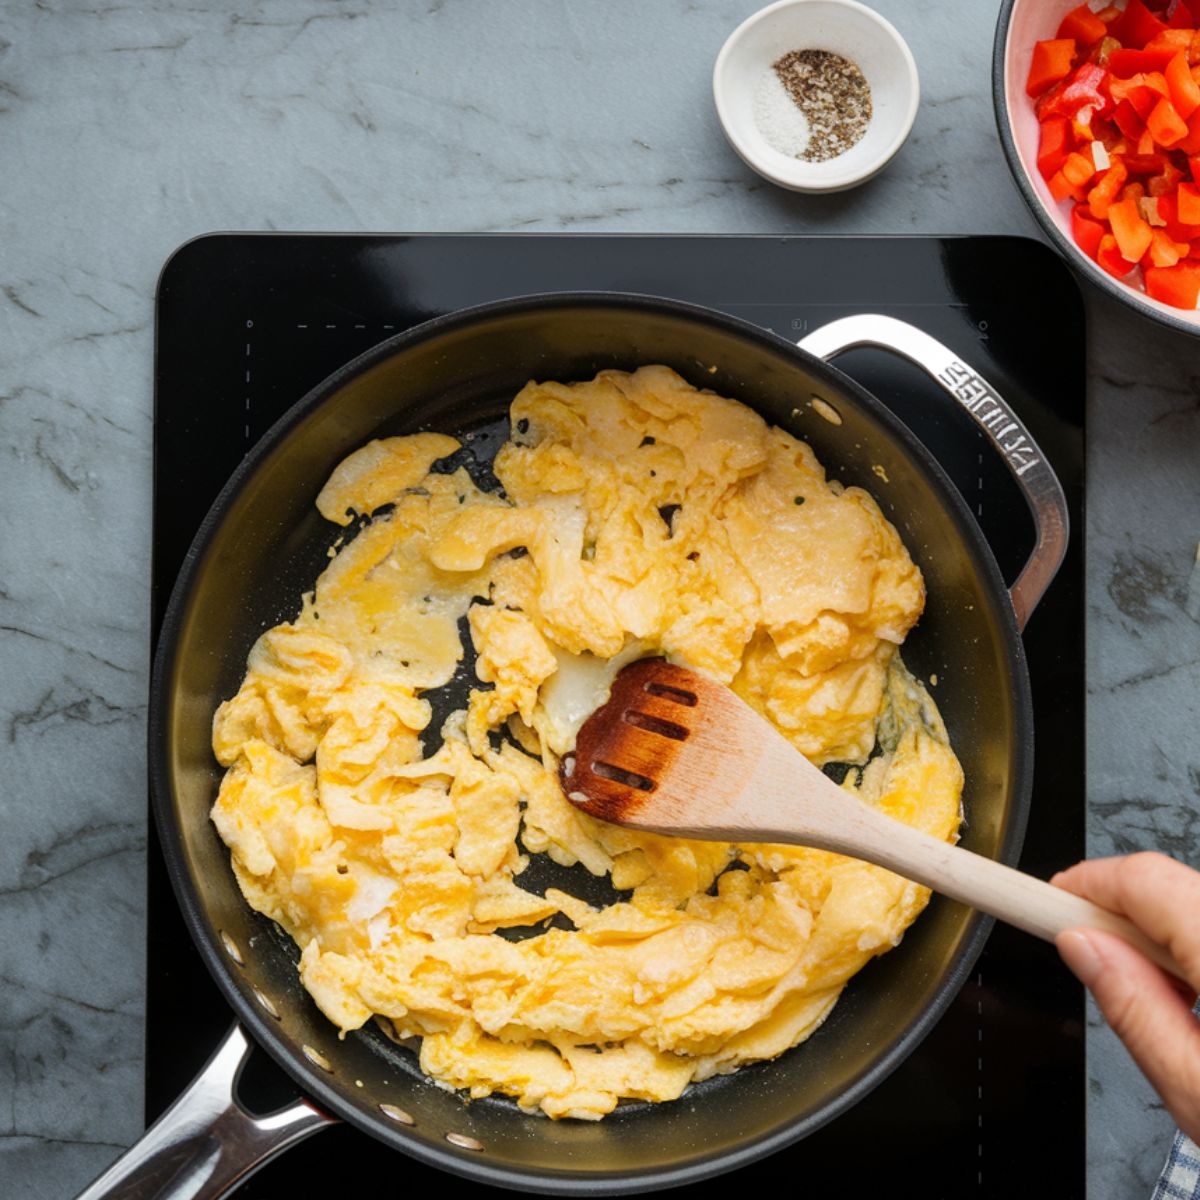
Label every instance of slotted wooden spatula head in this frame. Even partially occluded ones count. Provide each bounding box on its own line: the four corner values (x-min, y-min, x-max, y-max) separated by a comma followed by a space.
560, 657, 800, 839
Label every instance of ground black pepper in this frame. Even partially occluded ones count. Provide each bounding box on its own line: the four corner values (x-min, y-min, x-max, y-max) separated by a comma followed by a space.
772, 49, 872, 163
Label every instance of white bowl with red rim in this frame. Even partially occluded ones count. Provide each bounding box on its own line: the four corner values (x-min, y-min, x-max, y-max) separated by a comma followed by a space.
993, 0, 1200, 336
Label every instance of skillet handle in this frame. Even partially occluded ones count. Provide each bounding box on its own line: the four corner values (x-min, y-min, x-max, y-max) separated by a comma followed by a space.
798, 314, 1069, 631
74, 1024, 334, 1200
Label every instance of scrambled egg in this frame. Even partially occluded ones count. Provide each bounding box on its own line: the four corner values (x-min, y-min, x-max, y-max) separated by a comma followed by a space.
211, 366, 963, 1120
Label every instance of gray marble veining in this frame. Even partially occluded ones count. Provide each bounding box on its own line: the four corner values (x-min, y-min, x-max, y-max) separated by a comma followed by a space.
1084, 302, 1200, 1197
0, 1, 1196, 1197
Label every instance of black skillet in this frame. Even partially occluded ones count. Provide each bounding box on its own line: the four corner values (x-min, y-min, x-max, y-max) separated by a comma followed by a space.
79, 294, 1067, 1198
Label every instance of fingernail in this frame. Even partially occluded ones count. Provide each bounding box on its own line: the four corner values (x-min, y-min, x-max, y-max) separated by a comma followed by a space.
1058, 929, 1103, 987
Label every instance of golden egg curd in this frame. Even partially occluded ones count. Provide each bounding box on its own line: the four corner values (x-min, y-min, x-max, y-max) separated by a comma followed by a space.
211, 365, 963, 1120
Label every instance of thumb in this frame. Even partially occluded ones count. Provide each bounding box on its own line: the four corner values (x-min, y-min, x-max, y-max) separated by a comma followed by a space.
1058, 928, 1200, 1141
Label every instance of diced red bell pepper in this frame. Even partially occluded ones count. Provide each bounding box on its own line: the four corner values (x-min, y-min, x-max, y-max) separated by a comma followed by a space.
1097, 233, 1139, 277
1108, 47, 1179, 75
1123, 151, 1166, 173
1065, 62, 1116, 117
1071, 204, 1108, 258
1190, 155, 1200, 183
1036, 78, 1070, 121
1166, 51, 1200, 116
1109, 196, 1156, 258
1167, 0, 1199, 29
1048, 169, 1087, 201
1148, 96, 1190, 144
1158, 189, 1200, 238
1144, 29, 1197, 54
1092, 119, 1125, 151
1088, 159, 1130, 216
1063, 149, 1098, 185
1149, 158, 1186, 192
1179, 180, 1200, 221
1109, 72, 1171, 119
1165, 0, 1200, 29
1110, 0, 1170, 48
1028, 39, 1077, 97
1058, 5, 1109, 44
1114, 98, 1147, 140
1145, 227, 1191, 266
1040, 63, 1114, 120
1144, 261, 1200, 306
1038, 117, 1072, 179
1177, 108, 1200, 153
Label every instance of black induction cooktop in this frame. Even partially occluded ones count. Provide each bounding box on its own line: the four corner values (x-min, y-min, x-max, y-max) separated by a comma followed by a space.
151, 234, 1086, 1198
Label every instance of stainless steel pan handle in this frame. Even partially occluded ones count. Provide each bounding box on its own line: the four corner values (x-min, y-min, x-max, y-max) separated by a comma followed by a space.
75, 1024, 333, 1200
798, 314, 1069, 631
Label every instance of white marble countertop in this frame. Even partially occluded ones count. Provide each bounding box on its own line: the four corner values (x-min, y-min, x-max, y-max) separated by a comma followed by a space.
1, 1, 1197, 1197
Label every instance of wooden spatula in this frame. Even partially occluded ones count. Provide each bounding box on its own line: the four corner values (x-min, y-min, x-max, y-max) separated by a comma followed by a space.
561, 658, 1182, 979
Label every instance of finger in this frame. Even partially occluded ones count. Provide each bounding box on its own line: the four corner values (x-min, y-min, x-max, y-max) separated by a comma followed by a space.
1051, 853, 1200, 990
1058, 928, 1200, 1143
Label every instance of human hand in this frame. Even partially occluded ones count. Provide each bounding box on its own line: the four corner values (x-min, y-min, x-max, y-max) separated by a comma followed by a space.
1054, 852, 1200, 1143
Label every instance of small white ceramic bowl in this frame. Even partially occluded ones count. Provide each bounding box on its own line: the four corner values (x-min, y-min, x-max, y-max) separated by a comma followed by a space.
713, 0, 919, 194
994, 0, 1200, 337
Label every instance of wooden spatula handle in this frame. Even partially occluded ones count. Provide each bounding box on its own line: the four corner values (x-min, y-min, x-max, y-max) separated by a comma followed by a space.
804, 801, 1185, 981
880, 825, 1179, 977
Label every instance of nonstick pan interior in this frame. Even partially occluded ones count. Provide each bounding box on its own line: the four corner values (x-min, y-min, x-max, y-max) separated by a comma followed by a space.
151, 294, 1031, 1192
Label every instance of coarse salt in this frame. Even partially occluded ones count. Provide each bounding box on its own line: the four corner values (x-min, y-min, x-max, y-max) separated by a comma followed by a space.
753, 67, 810, 158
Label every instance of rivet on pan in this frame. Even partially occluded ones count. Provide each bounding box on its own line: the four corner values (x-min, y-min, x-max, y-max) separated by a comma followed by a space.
253, 987, 280, 1019
302, 1044, 333, 1072
379, 1103, 414, 1125
445, 1132, 483, 1151
219, 930, 244, 965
